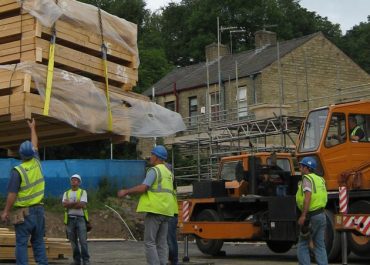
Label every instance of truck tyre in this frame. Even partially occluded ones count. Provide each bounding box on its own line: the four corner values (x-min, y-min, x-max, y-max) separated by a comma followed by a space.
324, 210, 341, 262
266, 241, 293, 253
348, 200, 370, 256
195, 209, 224, 255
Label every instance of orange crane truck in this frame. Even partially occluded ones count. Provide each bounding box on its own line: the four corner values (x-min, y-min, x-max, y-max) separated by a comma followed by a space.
178, 100, 370, 262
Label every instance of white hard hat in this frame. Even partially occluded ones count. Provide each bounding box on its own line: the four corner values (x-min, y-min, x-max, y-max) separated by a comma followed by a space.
70, 174, 82, 183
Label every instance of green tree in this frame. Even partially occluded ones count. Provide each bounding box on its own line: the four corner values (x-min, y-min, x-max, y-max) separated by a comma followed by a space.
135, 13, 174, 93
339, 16, 370, 73
159, 0, 341, 66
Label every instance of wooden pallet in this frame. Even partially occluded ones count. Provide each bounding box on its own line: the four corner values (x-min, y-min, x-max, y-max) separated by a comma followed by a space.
0, 0, 138, 90
0, 228, 71, 263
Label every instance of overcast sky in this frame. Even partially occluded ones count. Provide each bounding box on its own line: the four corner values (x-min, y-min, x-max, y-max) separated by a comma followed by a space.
145, 0, 370, 34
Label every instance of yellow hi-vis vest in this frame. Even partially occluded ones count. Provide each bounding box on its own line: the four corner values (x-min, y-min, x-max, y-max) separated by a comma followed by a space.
296, 173, 328, 212
137, 164, 176, 217
351, 126, 360, 137
14, 158, 44, 207
64, 188, 89, 224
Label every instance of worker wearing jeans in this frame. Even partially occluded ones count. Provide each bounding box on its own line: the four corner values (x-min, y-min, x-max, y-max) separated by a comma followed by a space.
118, 145, 177, 265
63, 175, 90, 265
296, 157, 328, 265
1, 118, 48, 265
297, 213, 327, 265
66, 216, 89, 265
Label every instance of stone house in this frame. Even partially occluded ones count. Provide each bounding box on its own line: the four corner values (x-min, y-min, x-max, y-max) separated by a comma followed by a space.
140, 31, 370, 156
145, 31, 369, 122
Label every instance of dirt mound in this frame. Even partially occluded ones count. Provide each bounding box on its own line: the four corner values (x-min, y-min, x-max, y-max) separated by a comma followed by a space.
54, 198, 143, 240
1, 198, 144, 240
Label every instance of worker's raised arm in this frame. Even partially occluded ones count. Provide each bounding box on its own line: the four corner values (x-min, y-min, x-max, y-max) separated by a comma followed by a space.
27, 118, 38, 150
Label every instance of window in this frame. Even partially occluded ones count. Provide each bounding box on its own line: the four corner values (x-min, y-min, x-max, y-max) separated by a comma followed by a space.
325, 113, 370, 147
209, 91, 220, 121
220, 161, 240, 181
237, 87, 248, 118
299, 108, 329, 152
267, 158, 292, 172
325, 113, 346, 148
165, 101, 175, 111
189, 96, 198, 126
348, 114, 370, 142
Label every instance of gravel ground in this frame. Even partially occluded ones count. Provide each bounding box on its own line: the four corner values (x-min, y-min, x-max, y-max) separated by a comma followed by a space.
1, 240, 369, 265
53, 240, 370, 265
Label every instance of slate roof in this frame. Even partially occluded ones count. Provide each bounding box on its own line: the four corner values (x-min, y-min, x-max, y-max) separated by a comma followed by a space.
144, 32, 321, 96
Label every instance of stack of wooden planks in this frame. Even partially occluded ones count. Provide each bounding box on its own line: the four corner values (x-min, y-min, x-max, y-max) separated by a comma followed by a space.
0, 228, 71, 263
0, 0, 138, 88
0, 0, 144, 151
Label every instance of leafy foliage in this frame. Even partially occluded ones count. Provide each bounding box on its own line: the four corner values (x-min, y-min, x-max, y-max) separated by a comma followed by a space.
338, 16, 370, 74
159, 0, 342, 66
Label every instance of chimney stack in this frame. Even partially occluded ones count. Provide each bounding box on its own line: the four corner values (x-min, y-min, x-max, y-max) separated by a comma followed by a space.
254, 30, 277, 49
205, 43, 229, 62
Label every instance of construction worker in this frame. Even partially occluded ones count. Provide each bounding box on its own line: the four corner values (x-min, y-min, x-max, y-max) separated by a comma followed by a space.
296, 157, 328, 265
62, 174, 90, 265
348, 116, 365, 141
117, 145, 177, 265
0, 118, 48, 265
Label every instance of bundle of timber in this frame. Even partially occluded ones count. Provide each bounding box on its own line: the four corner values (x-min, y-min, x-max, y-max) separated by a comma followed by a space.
0, 0, 138, 89
0, 63, 185, 149
0, 0, 186, 151
0, 228, 71, 263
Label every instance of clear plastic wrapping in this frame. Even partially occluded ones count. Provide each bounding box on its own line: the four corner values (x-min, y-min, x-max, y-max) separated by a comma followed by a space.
1, 62, 186, 137
19, 0, 139, 67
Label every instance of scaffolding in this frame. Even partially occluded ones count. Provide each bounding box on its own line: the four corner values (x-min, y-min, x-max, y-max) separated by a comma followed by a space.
171, 83, 370, 183
172, 113, 304, 182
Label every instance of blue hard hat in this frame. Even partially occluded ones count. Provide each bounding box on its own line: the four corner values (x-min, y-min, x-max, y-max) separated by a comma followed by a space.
299, 157, 317, 170
151, 145, 168, 160
19, 140, 35, 160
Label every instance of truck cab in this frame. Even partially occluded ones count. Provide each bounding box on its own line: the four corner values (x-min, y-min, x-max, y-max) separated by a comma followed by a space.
296, 100, 370, 258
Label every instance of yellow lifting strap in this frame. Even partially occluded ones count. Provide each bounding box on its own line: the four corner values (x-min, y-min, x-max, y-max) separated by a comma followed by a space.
43, 34, 55, 116
98, 7, 113, 132
102, 45, 113, 132
43, 0, 59, 116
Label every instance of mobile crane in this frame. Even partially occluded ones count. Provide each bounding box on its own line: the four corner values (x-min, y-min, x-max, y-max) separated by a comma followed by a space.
178, 100, 370, 261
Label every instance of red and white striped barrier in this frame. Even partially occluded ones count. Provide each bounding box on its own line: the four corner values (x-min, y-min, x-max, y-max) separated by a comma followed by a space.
182, 200, 190, 222
339, 186, 348, 214
342, 215, 370, 236
338, 186, 370, 236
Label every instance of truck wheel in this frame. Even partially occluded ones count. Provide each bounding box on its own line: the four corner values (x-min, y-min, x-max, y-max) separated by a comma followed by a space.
324, 210, 341, 262
266, 241, 293, 253
195, 209, 224, 255
348, 200, 370, 256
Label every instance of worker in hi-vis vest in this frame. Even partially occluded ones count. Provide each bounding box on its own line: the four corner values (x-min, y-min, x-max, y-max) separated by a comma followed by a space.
62, 174, 90, 265
296, 157, 328, 265
1, 118, 48, 265
118, 145, 177, 265
348, 116, 365, 141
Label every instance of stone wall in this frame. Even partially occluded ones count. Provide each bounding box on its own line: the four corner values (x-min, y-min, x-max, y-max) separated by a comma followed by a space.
261, 33, 370, 116
153, 33, 370, 134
